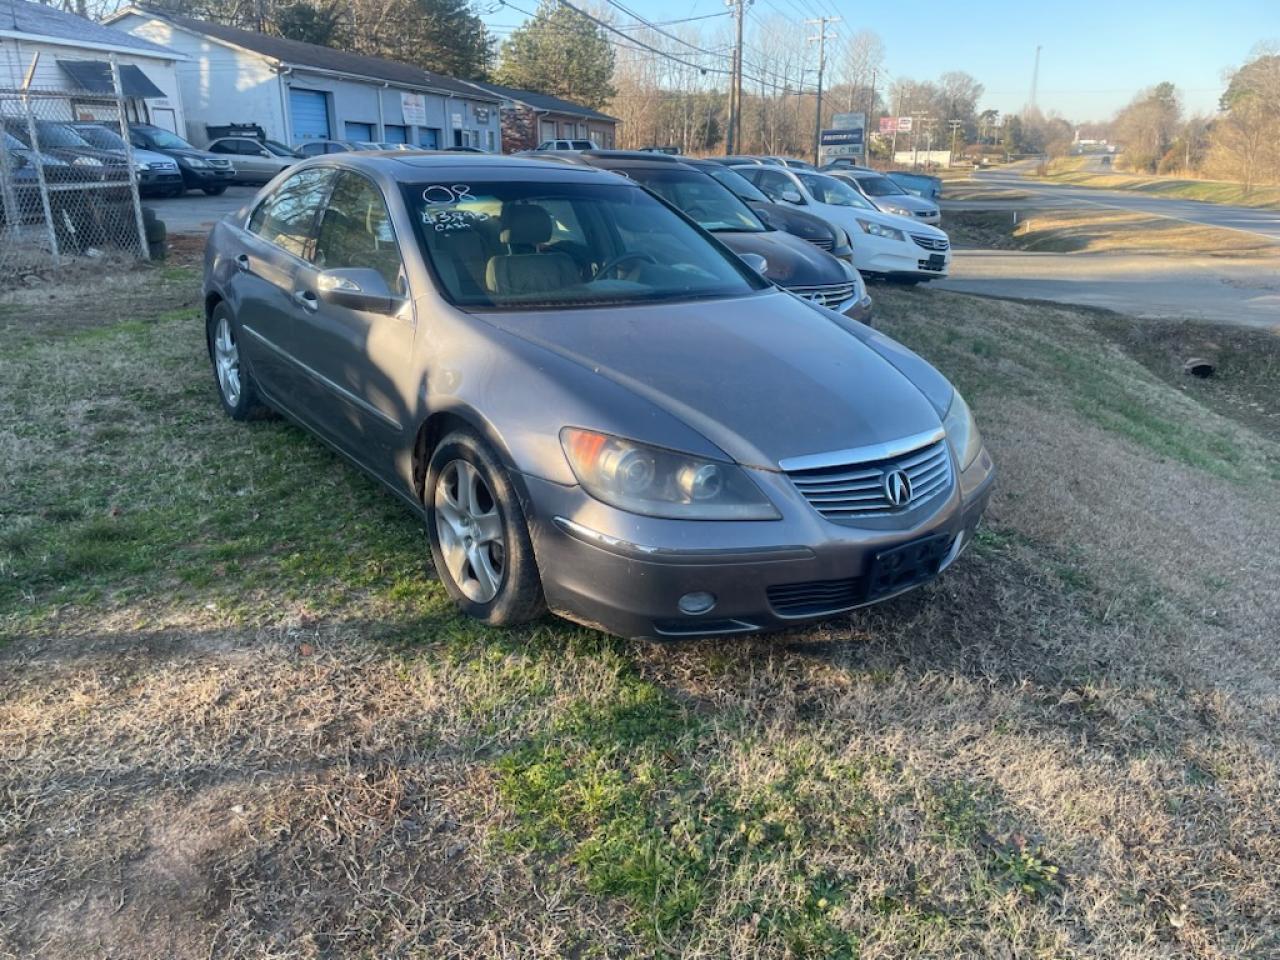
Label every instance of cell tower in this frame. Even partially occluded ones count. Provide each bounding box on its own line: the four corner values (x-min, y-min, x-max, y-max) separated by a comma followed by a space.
1028, 44, 1042, 111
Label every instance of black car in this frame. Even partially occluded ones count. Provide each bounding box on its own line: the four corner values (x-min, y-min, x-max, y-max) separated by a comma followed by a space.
127, 124, 235, 195
69, 123, 184, 197
686, 158, 856, 263
2, 120, 132, 184
545, 151, 872, 321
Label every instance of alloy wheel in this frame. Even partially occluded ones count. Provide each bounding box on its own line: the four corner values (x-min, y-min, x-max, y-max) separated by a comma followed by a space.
434, 459, 506, 603
213, 316, 241, 407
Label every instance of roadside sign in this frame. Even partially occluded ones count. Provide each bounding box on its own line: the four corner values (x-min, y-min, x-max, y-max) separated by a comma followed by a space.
822, 144, 862, 157
831, 111, 864, 132
401, 93, 427, 126
897, 116, 913, 132
879, 116, 896, 134
820, 128, 864, 148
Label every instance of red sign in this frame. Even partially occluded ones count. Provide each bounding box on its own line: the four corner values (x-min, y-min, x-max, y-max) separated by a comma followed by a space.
879, 116, 896, 134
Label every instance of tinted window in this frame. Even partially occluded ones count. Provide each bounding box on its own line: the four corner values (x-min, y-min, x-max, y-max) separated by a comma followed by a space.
701, 165, 769, 203
71, 125, 126, 150
314, 172, 405, 292
852, 174, 907, 197
247, 168, 333, 258
298, 142, 325, 157
403, 179, 765, 311
136, 127, 195, 150
623, 168, 764, 233
32, 123, 92, 149
208, 140, 235, 154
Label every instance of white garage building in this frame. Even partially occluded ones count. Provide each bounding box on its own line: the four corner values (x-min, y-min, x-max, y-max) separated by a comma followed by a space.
0, 0, 186, 132
106, 9, 502, 151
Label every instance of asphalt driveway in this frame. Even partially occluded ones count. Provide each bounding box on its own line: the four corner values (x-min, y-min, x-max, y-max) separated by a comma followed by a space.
144, 185, 259, 236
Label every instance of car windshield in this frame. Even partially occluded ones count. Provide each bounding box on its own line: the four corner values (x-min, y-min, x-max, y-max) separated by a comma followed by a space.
263, 139, 299, 157
141, 127, 195, 150
701, 165, 770, 203
404, 179, 765, 311
855, 174, 908, 197
3, 131, 28, 152
623, 168, 764, 233
33, 123, 93, 149
798, 173, 874, 208
72, 126, 126, 150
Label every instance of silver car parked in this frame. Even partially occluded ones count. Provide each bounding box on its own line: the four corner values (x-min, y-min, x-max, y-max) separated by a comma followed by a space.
206, 136, 301, 184
202, 154, 993, 639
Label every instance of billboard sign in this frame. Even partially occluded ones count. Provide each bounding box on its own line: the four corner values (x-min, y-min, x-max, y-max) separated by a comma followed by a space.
879, 116, 896, 134
897, 116, 913, 132
820, 128, 864, 148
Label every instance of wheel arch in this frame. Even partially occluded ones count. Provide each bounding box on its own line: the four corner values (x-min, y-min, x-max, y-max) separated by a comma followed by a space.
411, 404, 528, 506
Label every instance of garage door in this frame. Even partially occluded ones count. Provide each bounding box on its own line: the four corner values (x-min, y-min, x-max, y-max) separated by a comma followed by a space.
289, 88, 330, 141
344, 121, 374, 142
384, 124, 407, 144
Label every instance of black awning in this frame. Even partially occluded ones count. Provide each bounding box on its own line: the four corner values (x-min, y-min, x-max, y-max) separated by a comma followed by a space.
57, 60, 167, 99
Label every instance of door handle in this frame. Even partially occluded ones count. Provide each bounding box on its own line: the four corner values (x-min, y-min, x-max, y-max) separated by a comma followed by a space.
292, 289, 318, 313
234, 253, 250, 273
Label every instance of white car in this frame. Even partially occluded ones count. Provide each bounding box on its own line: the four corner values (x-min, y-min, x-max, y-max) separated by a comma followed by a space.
733, 165, 950, 282
827, 168, 942, 226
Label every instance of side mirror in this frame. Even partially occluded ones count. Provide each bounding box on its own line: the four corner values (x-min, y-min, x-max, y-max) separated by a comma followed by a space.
316, 268, 402, 314
780, 190, 804, 205
738, 252, 768, 275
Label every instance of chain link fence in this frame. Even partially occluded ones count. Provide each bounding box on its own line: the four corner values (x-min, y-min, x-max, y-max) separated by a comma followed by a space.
0, 67, 152, 285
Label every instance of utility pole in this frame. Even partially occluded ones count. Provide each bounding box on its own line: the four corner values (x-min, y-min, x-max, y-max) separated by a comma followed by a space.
890, 91, 904, 162
948, 119, 962, 167
806, 16, 839, 165
724, 0, 750, 155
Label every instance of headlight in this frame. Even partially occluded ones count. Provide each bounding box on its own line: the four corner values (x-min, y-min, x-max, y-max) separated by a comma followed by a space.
857, 219, 905, 242
183, 157, 209, 168
72, 156, 103, 167
561, 428, 778, 520
886, 204, 913, 217
134, 162, 150, 172
943, 389, 983, 471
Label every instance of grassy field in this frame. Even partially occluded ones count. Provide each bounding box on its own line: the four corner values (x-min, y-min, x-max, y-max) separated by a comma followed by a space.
1036, 157, 1280, 210
945, 208, 1280, 259
3, 260, 1280, 959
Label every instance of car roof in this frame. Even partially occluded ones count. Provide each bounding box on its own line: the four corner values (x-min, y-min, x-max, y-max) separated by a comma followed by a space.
301, 152, 628, 184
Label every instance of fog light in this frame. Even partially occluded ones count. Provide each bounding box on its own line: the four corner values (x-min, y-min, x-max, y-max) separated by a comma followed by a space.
678, 591, 717, 615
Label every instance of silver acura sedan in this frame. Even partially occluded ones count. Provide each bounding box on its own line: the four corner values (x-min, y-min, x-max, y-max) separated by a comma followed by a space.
203, 154, 994, 639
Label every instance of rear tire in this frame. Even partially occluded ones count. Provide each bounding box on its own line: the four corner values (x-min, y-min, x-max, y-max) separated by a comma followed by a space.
206, 303, 269, 420
202, 184, 228, 196
425, 429, 545, 627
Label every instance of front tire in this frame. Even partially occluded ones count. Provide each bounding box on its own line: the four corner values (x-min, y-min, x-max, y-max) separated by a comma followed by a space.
425, 429, 545, 626
203, 184, 228, 196
206, 303, 268, 420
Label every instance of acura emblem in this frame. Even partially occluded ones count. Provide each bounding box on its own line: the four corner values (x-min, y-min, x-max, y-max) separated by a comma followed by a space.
883, 469, 912, 507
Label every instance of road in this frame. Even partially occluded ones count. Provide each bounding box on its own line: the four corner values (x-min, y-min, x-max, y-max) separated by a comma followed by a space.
146, 185, 258, 236
938, 163, 1280, 327
962, 165, 1280, 243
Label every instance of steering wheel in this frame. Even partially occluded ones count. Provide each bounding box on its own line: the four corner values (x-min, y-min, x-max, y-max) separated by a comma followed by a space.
595, 250, 657, 280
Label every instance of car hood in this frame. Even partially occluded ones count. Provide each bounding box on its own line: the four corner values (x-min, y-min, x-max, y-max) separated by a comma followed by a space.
876, 193, 937, 213
748, 200, 835, 244
713, 229, 850, 287
473, 290, 944, 469
133, 148, 176, 166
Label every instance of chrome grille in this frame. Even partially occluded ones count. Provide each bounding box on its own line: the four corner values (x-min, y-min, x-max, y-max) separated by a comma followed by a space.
809, 236, 834, 251
787, 281, 855, 309
911, 234, 949, 251
785, 437, 952, 521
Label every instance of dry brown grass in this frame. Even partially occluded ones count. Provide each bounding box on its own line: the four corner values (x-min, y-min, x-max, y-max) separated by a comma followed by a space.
2, 266, 1280, 958
1011, 210, 1280, 258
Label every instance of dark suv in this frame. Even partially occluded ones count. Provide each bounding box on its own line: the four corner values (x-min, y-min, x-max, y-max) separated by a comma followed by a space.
127, 124, 235, 195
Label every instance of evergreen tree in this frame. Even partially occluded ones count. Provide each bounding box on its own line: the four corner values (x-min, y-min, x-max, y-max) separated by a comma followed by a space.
495, 0, 615, 109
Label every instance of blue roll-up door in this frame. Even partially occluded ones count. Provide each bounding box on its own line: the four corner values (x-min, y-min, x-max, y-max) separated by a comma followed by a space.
289, 88, 330, 141
344, 121, 374, 141
384, 124, 408, 144
419, 128, 440, 149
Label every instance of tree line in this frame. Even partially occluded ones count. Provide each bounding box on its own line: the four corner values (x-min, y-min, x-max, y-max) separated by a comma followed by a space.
1104, 49, 1280, 189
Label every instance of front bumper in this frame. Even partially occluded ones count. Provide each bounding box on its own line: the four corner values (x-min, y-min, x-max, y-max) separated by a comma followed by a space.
523, 448, 995, 640
843, 294, 874, 323
180, 165, 236, 187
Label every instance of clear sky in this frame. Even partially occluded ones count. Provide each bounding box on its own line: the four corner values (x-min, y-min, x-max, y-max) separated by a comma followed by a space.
483, 0, 1280, 122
